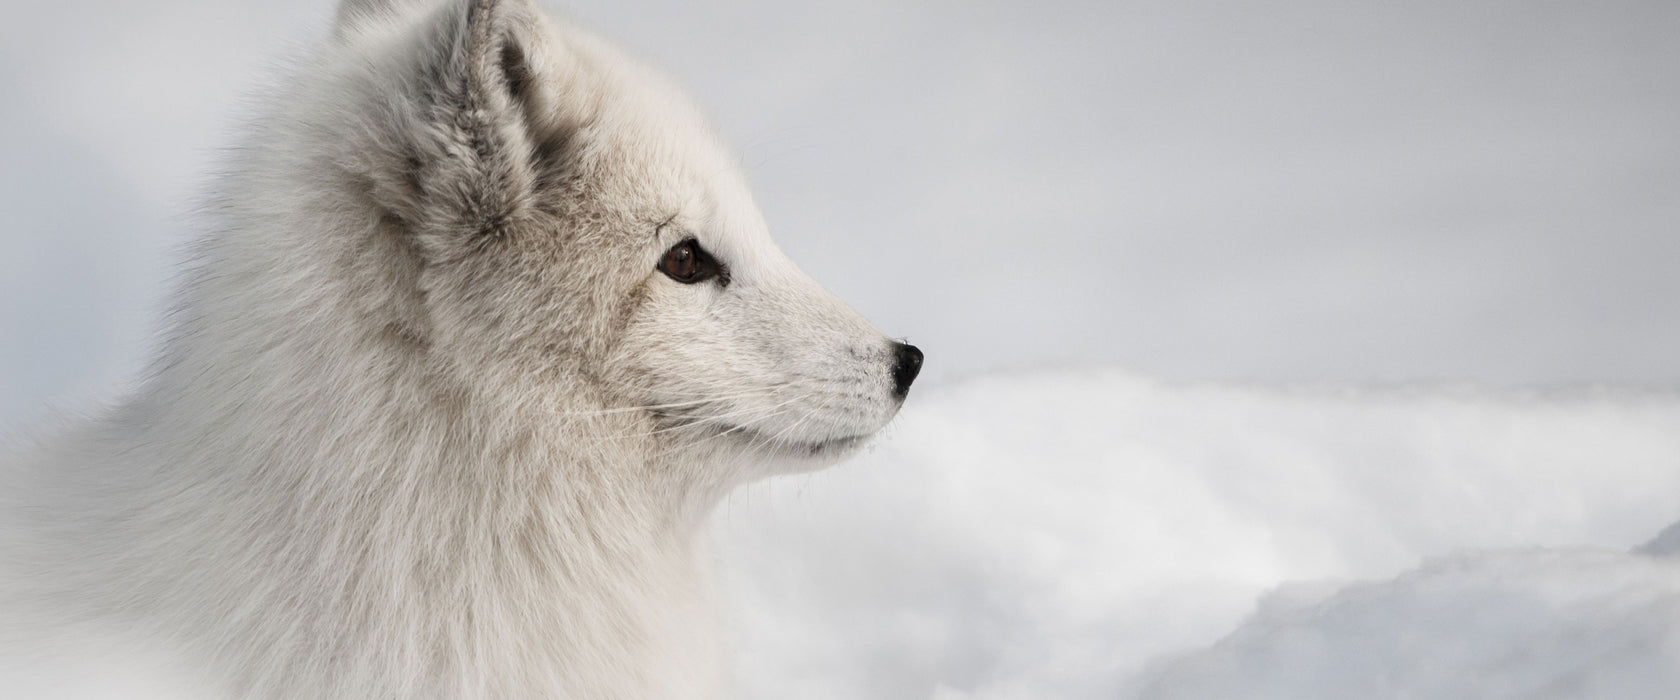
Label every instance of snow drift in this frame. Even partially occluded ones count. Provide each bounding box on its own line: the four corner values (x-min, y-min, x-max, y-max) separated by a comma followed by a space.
713, 369, 1680, 699
1139, 548, 1680, 699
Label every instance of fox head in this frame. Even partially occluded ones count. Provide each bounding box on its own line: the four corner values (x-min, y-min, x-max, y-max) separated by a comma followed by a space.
290, 0, 919, 476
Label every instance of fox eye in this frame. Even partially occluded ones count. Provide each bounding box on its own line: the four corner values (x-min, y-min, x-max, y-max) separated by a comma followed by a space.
657, 238, 727, 285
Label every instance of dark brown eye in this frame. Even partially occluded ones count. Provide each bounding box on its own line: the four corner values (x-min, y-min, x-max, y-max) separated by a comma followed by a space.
657, 238, 727, 285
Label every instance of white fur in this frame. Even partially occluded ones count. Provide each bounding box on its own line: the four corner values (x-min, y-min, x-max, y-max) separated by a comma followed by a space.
1, 1, 914, 697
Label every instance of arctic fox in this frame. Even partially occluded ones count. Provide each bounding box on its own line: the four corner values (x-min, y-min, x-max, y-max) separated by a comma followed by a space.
0, 0, 922, 697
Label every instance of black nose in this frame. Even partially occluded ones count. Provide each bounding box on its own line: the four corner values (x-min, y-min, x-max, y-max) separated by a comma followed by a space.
891, 342, 923, 398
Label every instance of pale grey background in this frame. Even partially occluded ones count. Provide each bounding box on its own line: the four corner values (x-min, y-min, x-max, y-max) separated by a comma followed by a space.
4, 0, 1678, 427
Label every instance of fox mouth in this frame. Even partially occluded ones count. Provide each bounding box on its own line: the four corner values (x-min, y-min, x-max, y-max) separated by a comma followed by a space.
654, 413, 870, 458
717, 424, 870, 457
790, 433, 867, 456
646, 403, 879, 459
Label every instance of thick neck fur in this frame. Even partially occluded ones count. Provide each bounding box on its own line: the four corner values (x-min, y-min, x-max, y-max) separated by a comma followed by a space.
10, 125, 725, 700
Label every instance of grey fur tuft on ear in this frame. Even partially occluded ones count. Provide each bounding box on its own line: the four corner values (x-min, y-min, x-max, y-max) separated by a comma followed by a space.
350, 0, 566, 261
459, 0, 552, 130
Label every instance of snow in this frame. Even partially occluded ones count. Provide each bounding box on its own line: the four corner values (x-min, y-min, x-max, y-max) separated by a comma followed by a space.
712, 369, 1680, 699
1139, 549, 1680, 699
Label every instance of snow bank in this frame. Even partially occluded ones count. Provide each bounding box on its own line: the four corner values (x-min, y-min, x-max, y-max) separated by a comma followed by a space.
1139, 548, 1680, 699
712, 369, 1680, 699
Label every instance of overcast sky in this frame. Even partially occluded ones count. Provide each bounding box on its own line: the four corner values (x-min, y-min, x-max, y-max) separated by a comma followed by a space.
3, 0, 1678, 426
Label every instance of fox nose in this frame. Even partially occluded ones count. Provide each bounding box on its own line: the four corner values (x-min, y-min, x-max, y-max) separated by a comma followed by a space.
891, 342, 923, 398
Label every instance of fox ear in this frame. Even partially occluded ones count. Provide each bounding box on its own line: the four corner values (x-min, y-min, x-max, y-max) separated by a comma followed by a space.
360, 0, 567, 256
453, 0, 559, 142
